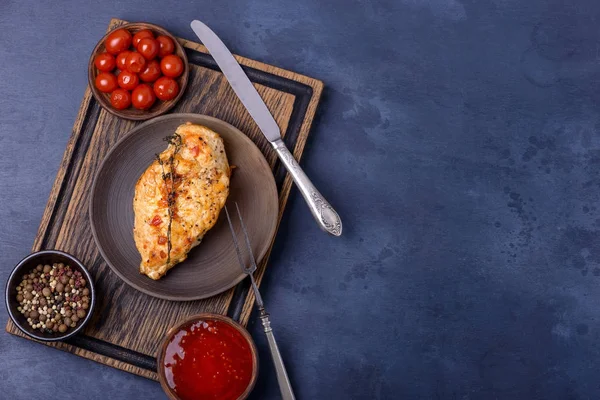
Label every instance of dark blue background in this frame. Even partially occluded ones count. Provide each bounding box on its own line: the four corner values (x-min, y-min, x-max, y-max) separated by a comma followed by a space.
2, 0, 600, 399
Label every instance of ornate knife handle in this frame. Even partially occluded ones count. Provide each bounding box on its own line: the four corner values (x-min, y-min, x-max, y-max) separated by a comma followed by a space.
272, 139, 342, 236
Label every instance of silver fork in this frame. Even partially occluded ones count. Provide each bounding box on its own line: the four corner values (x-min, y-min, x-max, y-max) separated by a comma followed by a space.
225, 203, 296, 400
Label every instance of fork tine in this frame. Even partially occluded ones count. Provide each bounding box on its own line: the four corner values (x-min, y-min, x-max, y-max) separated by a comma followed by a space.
224, 205, 251, 273
235, 202, 258, 273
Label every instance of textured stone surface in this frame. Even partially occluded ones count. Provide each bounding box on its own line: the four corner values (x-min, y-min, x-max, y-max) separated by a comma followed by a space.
2, 0, 600, 398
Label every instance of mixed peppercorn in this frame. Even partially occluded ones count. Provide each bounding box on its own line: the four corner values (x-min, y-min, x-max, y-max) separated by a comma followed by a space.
15, 263, 90, 334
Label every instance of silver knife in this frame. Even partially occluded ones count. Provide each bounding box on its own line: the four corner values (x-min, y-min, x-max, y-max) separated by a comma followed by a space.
191, 20, 342, 236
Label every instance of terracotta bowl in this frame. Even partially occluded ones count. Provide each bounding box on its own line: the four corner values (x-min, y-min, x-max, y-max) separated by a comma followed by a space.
157, 313, 259, 400
88, 22, 189, 120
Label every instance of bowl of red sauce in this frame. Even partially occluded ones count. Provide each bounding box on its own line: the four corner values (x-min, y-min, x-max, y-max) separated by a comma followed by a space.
157, 313, 259, 400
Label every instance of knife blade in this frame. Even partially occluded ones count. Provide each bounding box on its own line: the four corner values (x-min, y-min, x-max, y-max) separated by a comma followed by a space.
191, 20, 342, 236
191, 20, 280, 142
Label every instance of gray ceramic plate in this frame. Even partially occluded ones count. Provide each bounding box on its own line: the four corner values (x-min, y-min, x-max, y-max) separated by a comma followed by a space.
89, 113, 278, 301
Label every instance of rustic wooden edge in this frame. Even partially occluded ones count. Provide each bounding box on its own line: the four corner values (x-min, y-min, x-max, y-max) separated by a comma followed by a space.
178, 38, 324, 96
237, 72, 323, 326
6, 17, 324, 379
6, 319, 158, 379
30, 18, 119, 253
30, 88, 94, 252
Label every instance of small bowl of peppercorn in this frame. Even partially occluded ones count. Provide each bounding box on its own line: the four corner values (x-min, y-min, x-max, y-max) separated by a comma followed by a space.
5, 250, 96, 341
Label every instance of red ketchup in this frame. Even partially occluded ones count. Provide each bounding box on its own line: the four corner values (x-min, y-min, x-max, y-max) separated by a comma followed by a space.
163, 319, 254, 400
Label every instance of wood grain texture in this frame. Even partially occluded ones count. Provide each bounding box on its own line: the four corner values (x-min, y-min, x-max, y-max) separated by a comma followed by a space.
6, 17, 323, 380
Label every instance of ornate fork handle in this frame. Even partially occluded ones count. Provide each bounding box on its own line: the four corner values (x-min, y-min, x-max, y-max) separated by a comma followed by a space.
272, 139, 342, 236
259, 309, 296, 400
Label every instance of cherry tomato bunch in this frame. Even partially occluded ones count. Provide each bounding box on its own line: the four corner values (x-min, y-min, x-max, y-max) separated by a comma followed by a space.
94, 28, 185, 111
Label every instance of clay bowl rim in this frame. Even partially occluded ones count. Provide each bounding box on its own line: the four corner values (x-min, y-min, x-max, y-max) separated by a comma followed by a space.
88, 22, 189, 121
5, 250, 96, 342
157, 313, 259, 400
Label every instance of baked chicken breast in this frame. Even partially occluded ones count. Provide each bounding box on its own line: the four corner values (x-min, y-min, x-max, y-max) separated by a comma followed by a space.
133, 123, 230, 280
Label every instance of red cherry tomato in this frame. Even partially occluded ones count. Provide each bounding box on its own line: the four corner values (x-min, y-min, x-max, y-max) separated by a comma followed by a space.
94, 53, 116, 72
139, 60, 162, 83
160, 54, 184, 78
137, 38, 159, 60
126, 52, 147, 73
153, 76, 179, 101
156, 36, 175, 58
132, 29, 154, 47
105, 29, 132, 55
116, 51, 131, 70
132, 84, 156, 110
95, 72, 118, 93
110, 89, 132, 110
117, 70, 140, 90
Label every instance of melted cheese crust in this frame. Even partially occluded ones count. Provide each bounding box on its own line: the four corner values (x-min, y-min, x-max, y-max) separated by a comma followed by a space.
133, 123, 230, 280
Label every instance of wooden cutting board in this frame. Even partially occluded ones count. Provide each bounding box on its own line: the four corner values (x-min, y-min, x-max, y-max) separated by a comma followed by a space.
5, 18, 323, 380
